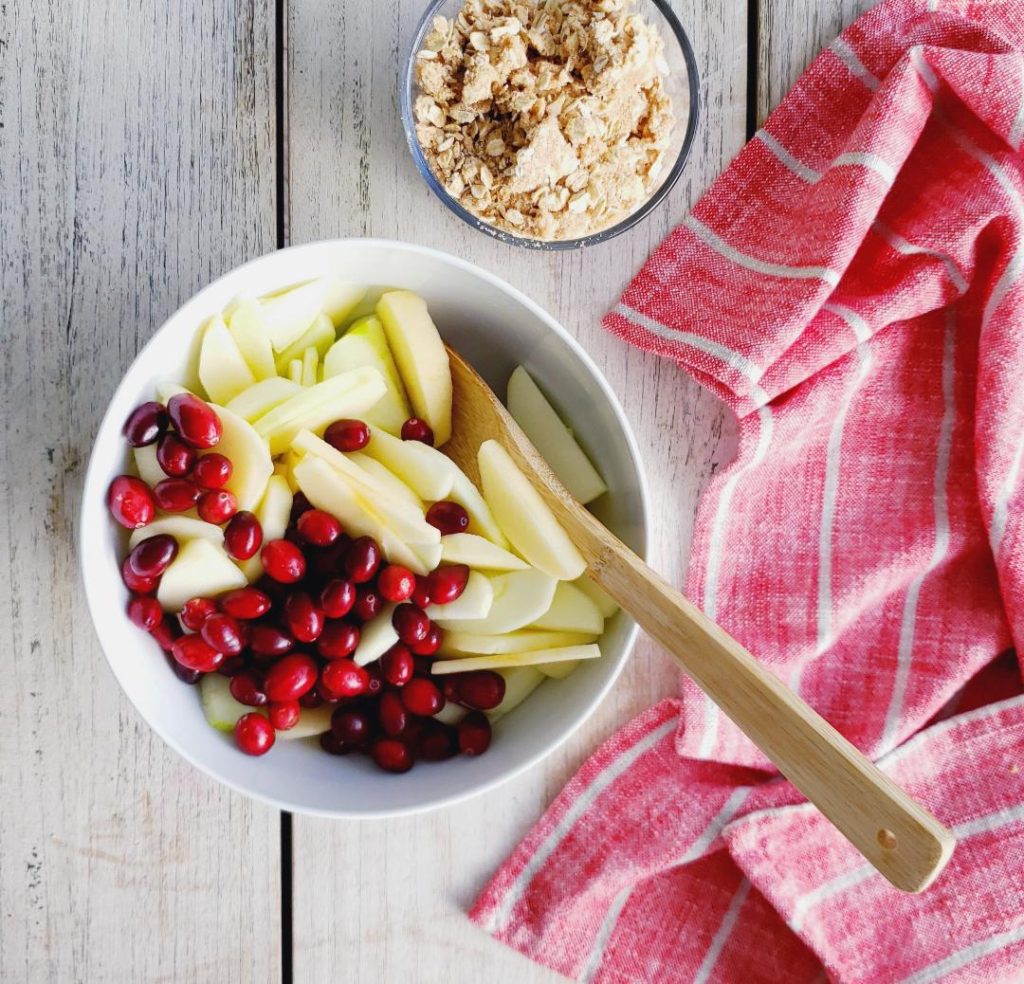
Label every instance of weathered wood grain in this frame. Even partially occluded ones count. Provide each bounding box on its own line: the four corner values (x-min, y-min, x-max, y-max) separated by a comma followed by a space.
285, 1, 745, 980
0, 1, 280, 980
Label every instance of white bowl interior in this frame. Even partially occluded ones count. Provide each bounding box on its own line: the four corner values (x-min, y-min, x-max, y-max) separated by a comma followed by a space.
80, 240, 649, 817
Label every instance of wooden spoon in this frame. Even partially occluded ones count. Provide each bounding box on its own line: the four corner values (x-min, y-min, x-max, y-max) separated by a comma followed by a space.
443, 346, 954, 893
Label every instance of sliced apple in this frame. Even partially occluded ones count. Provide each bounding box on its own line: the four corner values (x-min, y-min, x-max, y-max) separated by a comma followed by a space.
449, 469, 509, 548
353, 603, 399, 666
323, 316, 411, 434
225, 377, 302, 422
129, 515, 224, 550
424, 571, 493, 621
252, 367, 386, 455
507, 366, 607, 504
155, 380, 190, 403
536, 660, 581, 680
438, 628, 597, 656
237, 474, 292, 581
227, 300, 277, 380
260, 278, 365, 352
203, 404, 273, 510
301, 346, 319, 386
431, 644, 600, 675
274, 312, 336, 374
573, 576, 620, 618
439, 533, 526, 571
198, 315, 256, 404
477, 440, 586, 580
408, 540, 443, 573
362, 428, 456, 501
287, 359, 303, 385
531, 581, 604, 635
433, 568, 556, 634
433, 703, 467, 726
157, 538, 247, 612
487, 666, 545, 723
278, 704, 334, 739
133, 443, 165, 487
348, 452, 423, 510
200, 674, 332, 736
376, 290, 452, 445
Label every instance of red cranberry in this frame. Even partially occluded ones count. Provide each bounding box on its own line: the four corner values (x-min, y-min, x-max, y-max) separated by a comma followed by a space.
122, 557, 158, 593
417, 721, 458, 761
353, 585, 383, 622
411, 575, 432, 608
127, 594, 163, 631
167, 393, 222, 449
284, 591, 324, 643
455, 669, 506, 711
458, 711, 491, 756
217, 655, 247, 677
372, 737, 414, 773
378, 691, 408, 737
200, 613, 245, 655
220, 587, 271, 620
413, 655, 435, 677
411, 625, 443, 656
180, 596, 218, 631
320, 660, 369, 699
401, 417, 434, 445
317, 621, 360, 659
320, 730, 353, 755
156, 432, 196, 477
235, 713, 275, 755
193, 453, 232, 489
123, 401, 168, 447
268, 700, 301, 730
393, 604, 430, 645
108, 475, 156, 529
264, 653, 318, 702
164, 651, 202, 684
425, 500, 469, 535
401, 677, 444, 716
171, 634, 224, 673
331, 706, 372, 745
319, 578, 355, 618
223, 511, 263, 560
297, 508, 343, 546
261, 539, 306, 583
380, 644, 414, 686
230, 669, 268, 707
440, 676, 464, 704
299, 688, 324, 709
378, 565, 415, 602
197, 489, 238, 525
344, 536, 380, 583
289, 491, 312, 524
308, 537, 350, 580
150, 616, 181, 652
426, 564, 469, 605
153, 477, 201, 513
365, 663, 385, 697
324, 418, 371, 452
128, 534, 178, 579
249, 624, 295, 658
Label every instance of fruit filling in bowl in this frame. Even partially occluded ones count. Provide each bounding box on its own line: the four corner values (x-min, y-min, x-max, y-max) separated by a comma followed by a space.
107, 278, 618, 773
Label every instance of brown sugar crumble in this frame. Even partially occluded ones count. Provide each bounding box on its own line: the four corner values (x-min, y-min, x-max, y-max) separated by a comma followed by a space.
413, 0, 675, 241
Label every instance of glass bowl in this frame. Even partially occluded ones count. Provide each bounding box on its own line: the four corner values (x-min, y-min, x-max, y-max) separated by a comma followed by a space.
401, 0, 701, 250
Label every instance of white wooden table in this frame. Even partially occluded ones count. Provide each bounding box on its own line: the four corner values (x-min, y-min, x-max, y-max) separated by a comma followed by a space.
1, 1, 871, 980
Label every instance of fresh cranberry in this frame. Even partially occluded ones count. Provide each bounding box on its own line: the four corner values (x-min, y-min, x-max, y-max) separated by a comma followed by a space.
156, 432, 196, 477
353, 585, 383, 622
220, 587, 271, 620
167, 393, 222, 449
192, 453, 232, 489
127, 534, 178, 580
413, 655, 435, 677
235, 713, 275, 755
249, 624, 295, 658
317, 621, 360, 660
365, 663, 385, 697
440, 676, 464, 704
217, 656, 247, 677
401, 677, 444, 716
264, 653, 318, 702
308, 537, 350, 580
426, 564, 469, 605
378, 691, 408, 737
331, 706, 372, 745
458, 711, 491, 756
417, 720, 458, 761
268, 700, 301, 730
320, 660, 369, 699
108, 475, 155, 529
411, 625, 443, 656
230, 669, 268, 707
299, 688, 324, 709
171, 634, 224, 673
455, 669, 506, 711
197, 488, 238, 524
164, 651, 202, 684
289, 491, 312, 524
150, 616, 181, 652
261, 539, 306, 583
223, 511, 263, 560
319, 578, 355, 618
393, 604, 430, 645
372, 737, 414, 773
344, 536, 380, 583
122, 557, 158, 593
297, 508, 343, 546
380, 644, 414, 686
284, 591, 324, 644
320, 730, 353, 755
127, 594, 162, 631
324, 418, 371, 452
425, 500, 469, 535
122, 401, 168, 447
153, 477, 201, 513
179, 596, 217, 631
378, 564, 415, 602
411, 575, 432, 608
200, 613, 245, 655
401, 417, 434, 445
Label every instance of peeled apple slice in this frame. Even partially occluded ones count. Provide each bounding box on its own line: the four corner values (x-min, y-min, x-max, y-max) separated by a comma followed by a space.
433, 703, 467, 726
260, 278, 365, 352
507, 366, 607, 504
134, 444, 165, 487
288, 359, 303, 385
301, 346, 319, 386
129, 515, 224, 549
157, 538, 247, 612
225, 377, 302, 422
353, 603, 399, 666
375, 291, 452, 445
438, 628, 596, 656
424, 571, 493, 621
155, 381, 190, 403
227, 300, 277, 380
536, 660, 581, 680
348, 452, 423, 509
477, 440, 586, 580
274, 312, 336, 374
362, 428, 456, 501
440, 533, 527, 571
433, 569, 556, 634
531, 581, 604, 635
198, 315, 256, 404
205, 404, 274, 510
487, 666, 545, 723
238, 473, 292, 581
448, 470, 509, 548
573, 576, 620, 618
431, 644, 600, 675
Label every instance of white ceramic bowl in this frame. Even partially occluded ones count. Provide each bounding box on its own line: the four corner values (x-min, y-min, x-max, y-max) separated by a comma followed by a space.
80, 239, 650, 817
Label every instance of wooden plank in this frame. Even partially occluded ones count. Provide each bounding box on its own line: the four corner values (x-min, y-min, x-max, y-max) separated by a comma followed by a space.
285, 1, 746, 980
0, 1, 281, 980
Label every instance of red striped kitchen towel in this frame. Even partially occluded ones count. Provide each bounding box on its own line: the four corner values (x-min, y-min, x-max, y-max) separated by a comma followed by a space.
470, 1, 1024, 981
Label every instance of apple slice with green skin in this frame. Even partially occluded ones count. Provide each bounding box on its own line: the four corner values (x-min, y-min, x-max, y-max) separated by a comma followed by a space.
486, 666, 545, 723
348, 452, 423, 509
323, 316, 411, 434
477, 440, 586, 581
253, 366, 386, 455
440, 533, 527, 571
274, 312, 336, 374
507, 366, 607, 505
361, 428, 456, 501
198, 315, 257, 404
260, 278, 365, 352
424, 571, 493, 621
438, 628, 596, 656
530, 581, 604, 634
200, 675, 332, 736
157, 538, 247, 612
133, 443, 165, 487
431, 643, 600, 675
225, 377, 302, 422
227, 300, 277, 380
129, 515, 224, 549
573, 575, 619, 618
237, 473, 292, 581
204, 404, 274, 510
376, 290, 452, 445
433, 568, 556, 634
433, 703, 467, 726
353, 603, 399, 666
301, 346, 319, 386
448, 469, 509, 548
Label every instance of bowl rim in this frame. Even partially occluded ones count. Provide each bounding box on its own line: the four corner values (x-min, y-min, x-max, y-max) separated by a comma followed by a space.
80, 238, 652, 818
401, 0, 702, 251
